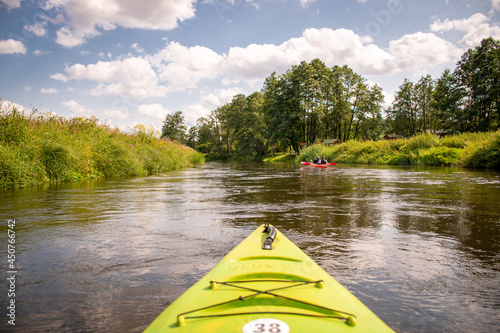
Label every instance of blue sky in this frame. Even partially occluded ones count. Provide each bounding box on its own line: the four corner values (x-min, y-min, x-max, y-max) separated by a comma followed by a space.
1, 0, 499, 131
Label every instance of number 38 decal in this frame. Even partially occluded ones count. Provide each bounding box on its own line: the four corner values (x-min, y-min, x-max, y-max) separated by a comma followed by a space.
242, 318, 290, 333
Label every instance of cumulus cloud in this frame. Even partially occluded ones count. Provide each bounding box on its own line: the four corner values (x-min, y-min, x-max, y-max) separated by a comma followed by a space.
34, 49, 51, 56
184, 104, 210, 127
49, 27, 463, 105
0, 100, 30, 114
104, 108, 128, 120
137, 103, 170, 120
41, 0, 196, 47
222, 28, 460, 79
299, 0, 316, 7
0, 39, 27, 54
388, 32, 462, 71
52, 57, 167, 98
150, 41, 224, 91
62, 100, 93, 115
0, 0, 21, 10
430, 13, 500, 48
24, 21, 48, 37
41, 88, 58, 93
492, 0, 500, 11
200, 87, 244, 107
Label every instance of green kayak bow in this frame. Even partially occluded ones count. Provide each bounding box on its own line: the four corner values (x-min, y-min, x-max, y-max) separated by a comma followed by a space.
145, 224, 394, 332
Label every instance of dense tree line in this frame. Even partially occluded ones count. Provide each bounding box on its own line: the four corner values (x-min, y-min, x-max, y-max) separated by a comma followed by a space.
263, 59, 384, 152
388, 37, 499, 136
161, 37, 499, 158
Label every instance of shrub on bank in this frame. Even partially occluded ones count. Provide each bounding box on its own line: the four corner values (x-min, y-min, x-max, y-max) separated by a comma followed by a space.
0, 105, 205, 188
461, 132, 500, 169
418, 146, 463, 166
297, 131, 500, 169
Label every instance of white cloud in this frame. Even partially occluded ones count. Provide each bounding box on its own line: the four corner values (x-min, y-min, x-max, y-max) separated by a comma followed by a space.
131, 43, 145, 54
223, 28, 460, 79
52, 57, 168, 98
0, 100, 30, 114
50, 73, 68, 82
184, 104, 210, 127
299, 0, 316, 7
0, 0, 21, 10
224, 28, 381, 79
382, 91, 395, 108
42, 0, 197, 47
388, 32, 462, 72
492, 0, 500, 11
104, 108, 128, 120
151, 41, 224, 91
200, 87, 244, 107
0, 39, 27, 54
137, 103, 170, 120
34, 49, 50, 56
41, 88, 58, 93
56, 27, 463, 99
430, 13, 500, 48
62, 100, 93, 115
24, 21, 48, 37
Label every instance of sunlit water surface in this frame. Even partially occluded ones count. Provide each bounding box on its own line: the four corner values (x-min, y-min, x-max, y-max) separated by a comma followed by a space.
1, 162, 499, 332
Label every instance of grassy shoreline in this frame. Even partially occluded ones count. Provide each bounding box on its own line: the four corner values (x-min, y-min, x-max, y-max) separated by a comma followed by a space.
0, 107, 205, 188
295, 132, 500, 170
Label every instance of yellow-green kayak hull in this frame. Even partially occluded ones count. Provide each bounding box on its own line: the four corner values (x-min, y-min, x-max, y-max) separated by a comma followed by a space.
145, 224, 394, 332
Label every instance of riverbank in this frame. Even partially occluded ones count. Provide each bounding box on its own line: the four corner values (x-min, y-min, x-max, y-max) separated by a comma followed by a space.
296, 132, 500, 169
0, 107, 205, 188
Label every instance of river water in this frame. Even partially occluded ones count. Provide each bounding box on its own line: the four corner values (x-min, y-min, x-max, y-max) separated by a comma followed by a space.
1, 162, 499, 332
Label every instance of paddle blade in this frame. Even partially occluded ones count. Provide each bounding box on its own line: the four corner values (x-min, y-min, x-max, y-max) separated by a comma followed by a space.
301, 162, 311, 166
328, 162, 337, 166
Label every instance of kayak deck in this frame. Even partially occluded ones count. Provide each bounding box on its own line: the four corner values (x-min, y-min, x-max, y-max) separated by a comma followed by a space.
145, 224, 394, 332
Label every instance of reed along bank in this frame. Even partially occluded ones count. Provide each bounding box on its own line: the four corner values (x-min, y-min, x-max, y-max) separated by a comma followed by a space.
0, 106, 205, 188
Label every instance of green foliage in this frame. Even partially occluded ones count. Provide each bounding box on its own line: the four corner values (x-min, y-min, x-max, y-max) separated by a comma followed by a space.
40, 140, 79, 180
193, 38, 499, 159
297, 144, 331, 163
388, 37, 500, 137
453, 37, 500, 132
161, 111, 187, 142
0, 106, 204, 188
197, 92, 267, 159
419, 147, 463, 166
401, 133, 438, 152
0, 144, 48, 187
263, 60, 385, 152
188, 151, 206, 165
0, 108, 29, 144
94, 141, 145, 178
297, 131, 500, 169
462, 132, 500, 169
132, 124, 161, 144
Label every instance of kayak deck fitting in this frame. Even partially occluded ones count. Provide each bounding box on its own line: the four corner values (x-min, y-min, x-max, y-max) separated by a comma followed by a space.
144, 224, 394, 332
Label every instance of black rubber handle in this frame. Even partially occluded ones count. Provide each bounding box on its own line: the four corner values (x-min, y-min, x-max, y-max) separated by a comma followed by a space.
262, 225, 277, 250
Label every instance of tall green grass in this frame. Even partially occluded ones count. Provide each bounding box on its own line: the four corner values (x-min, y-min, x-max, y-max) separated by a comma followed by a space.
298, 131, 500, 169
0, 105, 205, 188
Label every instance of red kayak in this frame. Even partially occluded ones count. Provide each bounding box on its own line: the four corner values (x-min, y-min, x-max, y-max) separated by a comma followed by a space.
301, 161, 337, 168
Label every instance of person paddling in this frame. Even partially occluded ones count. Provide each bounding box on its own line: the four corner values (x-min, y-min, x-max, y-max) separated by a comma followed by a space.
320, 156, 327, 164
311, 156, 320, 164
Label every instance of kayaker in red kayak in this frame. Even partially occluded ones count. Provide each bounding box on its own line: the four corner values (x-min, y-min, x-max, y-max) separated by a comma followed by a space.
312, 156, 320, 164
320, 156, 327, 164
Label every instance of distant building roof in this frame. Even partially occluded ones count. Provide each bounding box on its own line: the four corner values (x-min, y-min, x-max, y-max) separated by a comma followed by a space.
323, 138, 342, 145
384, 134, 405, 140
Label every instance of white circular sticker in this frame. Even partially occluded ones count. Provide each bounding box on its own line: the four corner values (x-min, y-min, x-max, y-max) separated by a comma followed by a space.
242, 318, 290, 333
